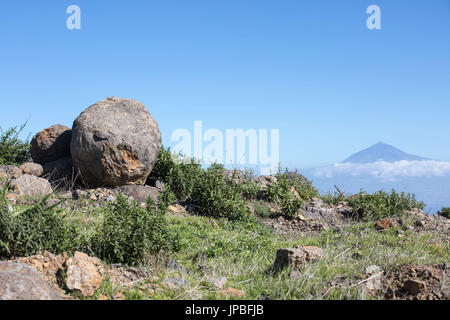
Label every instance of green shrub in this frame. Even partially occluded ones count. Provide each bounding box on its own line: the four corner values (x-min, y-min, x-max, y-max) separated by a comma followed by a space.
0, 123, 31, 165
91, 193, 179, 265
147, 146, 203, 201
0, 186, 83, 258
437, 207, 450, 219
347, 189, 425, 221
265, 169, 316, 219
253, 202, 272, 218
191, 164, 250, 221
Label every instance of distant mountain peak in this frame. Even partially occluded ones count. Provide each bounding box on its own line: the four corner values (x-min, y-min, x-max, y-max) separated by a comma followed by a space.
342, 142, 428, 164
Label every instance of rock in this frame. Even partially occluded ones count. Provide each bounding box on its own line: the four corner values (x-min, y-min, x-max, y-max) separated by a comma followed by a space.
70, 97, 162, 187
162, 278, 190, 290
6, 193, 19, 205
402, 279, 427, 295
253, 175, 277, 200
286, 171, 310, 184
272, 246, 324, 272
73, 189, 88, 199
42, 156, 76, 183
19, 162, 43, 177
375, 218, 400, 230
0, 165, 22, 180
0, 261, 64, 300
224, 169, 244, 185
252, 175, 277, 190
366, 265, 382, 275
217, 287, 245, 298
64, 252, 105, 297
115, 185, 160, 205
30, 125, 72, 165
16, 251, 67, 287
207, 276, 227, 289
10, 174, 52, 197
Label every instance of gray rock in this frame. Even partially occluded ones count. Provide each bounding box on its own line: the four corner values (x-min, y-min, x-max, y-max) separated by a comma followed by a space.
206, 276, 227, 289
162, 278, 190, 289
71, 97, 162, 187
272, 246, 324, 273
10, 174, 52, 197
19, 162, 43, 177
224, 169, 244, 185
0, 261, 64, 300
30, 125, 72, 165
0, 165, 22, 180
115, 185, 160, 205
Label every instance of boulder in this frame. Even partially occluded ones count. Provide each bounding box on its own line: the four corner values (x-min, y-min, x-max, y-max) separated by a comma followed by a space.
30, 125, 72, 165
0, 261, 64, 300
10, 174, 52, 197
115, 185, 160, 205
224, 169, 244, 185
252, 175, 277, 190
71, 97, 162, 187
272, 246, 324, 272
19, 162, 43, 177
64, 252, 105, 297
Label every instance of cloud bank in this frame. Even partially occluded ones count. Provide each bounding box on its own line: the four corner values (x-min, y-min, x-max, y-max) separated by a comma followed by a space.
313, 160, 450, 181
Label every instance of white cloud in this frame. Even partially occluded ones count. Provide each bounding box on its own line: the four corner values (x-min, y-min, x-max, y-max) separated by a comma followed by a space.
313, 160, 450, 181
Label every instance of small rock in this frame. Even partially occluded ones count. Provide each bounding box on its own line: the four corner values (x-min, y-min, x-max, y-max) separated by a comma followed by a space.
115, 185, 160, 205
162, 278, 190, 290
217, 287, 245, 298
10, 174, 53, 197
272, 246, 323, 272
207, 276, 227, 289
0, 165, 22, 180
19, 162, 43, 177
366, 265, 382, 275
64, 252, 105, 297
375, 218, 400, 230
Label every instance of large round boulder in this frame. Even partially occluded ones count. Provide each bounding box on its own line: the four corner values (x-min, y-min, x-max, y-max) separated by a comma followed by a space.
30, 125, 72, 165
70, 97, 162, 187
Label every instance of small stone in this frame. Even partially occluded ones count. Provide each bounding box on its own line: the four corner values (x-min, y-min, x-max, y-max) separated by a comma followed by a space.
162, 278, 189, 290
64, 252, 105, 297
89, 194, 97, 201
217, 287, 245, 298
366, 265, 382, 275
19, 162, 43, 177
10, 174, 53, 197
272, 246, 323, 272
375, 218, 400, 230
207, 276, 227, 289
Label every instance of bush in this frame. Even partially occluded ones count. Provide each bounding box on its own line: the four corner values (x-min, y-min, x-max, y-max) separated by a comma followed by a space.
191, 164, 250, 221
0, 186, 83, 258
0, 123, 31, 165
147, 147, 203, 201
437, 207, 450, 219
91, 193, 179, 265
265, 169, 317, 219
347, 189, 425, 221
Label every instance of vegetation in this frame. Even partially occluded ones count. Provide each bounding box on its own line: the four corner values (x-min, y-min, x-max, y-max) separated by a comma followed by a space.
91, 193, 179, 266
0, 123, 31, 165
266, 169, 318, 219
347, 190, 425, 221
437, 207, 450, 219
191, 164, 250, 221
0, 185, 83, 258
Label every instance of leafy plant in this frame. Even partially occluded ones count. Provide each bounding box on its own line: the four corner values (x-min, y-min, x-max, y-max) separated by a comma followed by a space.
190, 164, 250, 221
347, 189, 425, 221
91, 193, 179, 265
0, 122, 31, 165
0, 186, 83, 258
265, 169, 316, 219
147, 146, 203, 201
437, 207, 450, 219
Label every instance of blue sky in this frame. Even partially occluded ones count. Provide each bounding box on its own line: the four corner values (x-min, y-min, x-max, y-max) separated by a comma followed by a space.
1, 0, 449, 169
